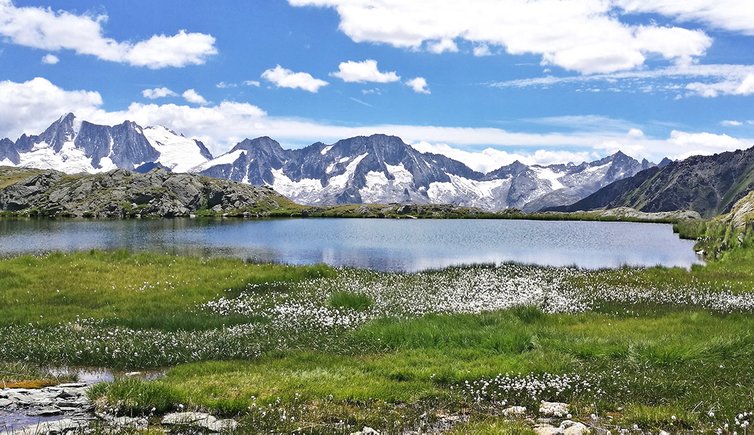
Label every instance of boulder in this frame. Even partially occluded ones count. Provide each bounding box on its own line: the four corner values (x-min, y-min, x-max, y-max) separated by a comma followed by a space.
161, 412, 238, 433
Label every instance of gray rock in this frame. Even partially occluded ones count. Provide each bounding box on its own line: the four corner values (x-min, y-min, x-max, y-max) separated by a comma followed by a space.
27, 407, 62, 416
561, 420, 590, 435
5, 418, 86, 435
535, 424, 562, 435
161, 412, 237, 433
502, 405, 527, 417
350, 427, 380, 435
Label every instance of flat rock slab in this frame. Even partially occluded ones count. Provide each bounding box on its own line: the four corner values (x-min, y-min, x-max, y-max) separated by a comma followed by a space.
162, 412, 238, 433
1, 418, 88, 435
535, 420, 591, 435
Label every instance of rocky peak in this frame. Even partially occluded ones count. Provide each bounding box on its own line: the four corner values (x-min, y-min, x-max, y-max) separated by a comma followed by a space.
658, 157, 674, 168
41, 112, 78, 152
0, 138, 19, 164
486, 160, 530, 179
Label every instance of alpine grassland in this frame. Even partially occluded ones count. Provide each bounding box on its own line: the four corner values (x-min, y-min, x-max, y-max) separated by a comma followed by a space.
2, 213, 754, 433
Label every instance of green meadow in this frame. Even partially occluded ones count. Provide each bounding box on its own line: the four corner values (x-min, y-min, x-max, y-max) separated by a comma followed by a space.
1, 222, 754, 433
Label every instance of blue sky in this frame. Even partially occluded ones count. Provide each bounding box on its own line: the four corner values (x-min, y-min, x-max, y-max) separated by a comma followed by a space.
1, 0, 754, 171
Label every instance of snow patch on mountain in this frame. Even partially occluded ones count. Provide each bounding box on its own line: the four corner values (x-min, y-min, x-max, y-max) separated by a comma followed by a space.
531, 166, 565, 190
271, 169, 323, 203
19, 140, 117, 173
328, 153, 368, 190
143, 126, 211, 173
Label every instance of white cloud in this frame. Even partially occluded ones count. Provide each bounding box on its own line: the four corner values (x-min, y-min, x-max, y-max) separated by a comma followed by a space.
473, 44, 492, 57
182, 89, 209, 105
0, 1, 217, 68
721, 120, 743, 127
411, 141, 597, 173
41, 53, 58, 64
686, 74, 754, 97
427, 38, 458, 54
615, 0, 754, 36
261, 65, 329, 92
331, 59, 400, 83
142, 87, 177, 99
289, 0, 712, 74
406, 77, 430, 94
2, 77, 753, 167
243, 80, 261, 87
493, 64, 754, 98
0, 77, 102, 139
628, 128, 644, 138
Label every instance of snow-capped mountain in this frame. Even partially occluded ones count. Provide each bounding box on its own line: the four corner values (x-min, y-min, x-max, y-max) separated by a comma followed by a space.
1, 115, 656, 211
0, 114, 212, 173
196, 134, 655, 211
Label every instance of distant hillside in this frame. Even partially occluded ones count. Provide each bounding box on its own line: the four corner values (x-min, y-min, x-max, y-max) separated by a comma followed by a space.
0, 167, 296, 218
547, 147, 754, 218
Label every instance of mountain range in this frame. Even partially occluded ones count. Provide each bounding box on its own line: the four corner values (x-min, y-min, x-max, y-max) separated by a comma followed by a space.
1, 114, 658, 211
547, 147, 754, 218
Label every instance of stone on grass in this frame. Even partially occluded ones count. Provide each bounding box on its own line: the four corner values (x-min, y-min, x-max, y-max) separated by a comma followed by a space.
351, 427, 380, 435
161, 411, 237, 433
535, 424, 562, 435
502, 405, 527, 417
560, 420, 590, 434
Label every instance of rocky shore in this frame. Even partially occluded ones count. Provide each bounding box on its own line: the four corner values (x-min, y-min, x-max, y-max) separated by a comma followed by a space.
1, 385, 597, 435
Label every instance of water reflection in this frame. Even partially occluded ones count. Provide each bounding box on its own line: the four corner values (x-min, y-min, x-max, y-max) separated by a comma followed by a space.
0, 218, 702, 271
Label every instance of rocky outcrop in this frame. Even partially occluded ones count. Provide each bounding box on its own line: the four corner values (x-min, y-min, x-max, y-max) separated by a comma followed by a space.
0, 167, 297, 218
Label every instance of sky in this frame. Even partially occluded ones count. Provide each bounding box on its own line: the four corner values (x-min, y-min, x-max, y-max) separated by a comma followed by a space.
1, 0, 754, 172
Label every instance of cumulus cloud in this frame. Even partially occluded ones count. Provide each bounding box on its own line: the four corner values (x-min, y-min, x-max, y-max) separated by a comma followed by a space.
261, 65, 329, 92
0, 1, 217, 68
41, 54, 58, 64
182, 89, 209, 105
0, 77, 102, 139
406, 77, 430, 94
142, 87, 177, 99
473, 44, 492, 57
427, 38, 458, 54
2, 77, 753, 166
614, 0, 754, 36
331, 59, 400, 83
289, 0, 712, 74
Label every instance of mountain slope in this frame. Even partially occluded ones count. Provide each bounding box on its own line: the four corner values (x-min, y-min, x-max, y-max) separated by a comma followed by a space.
197, 134, 653, 211
548, 147, 754, 218
2, 114, 212, 174
2, 114, 658, 212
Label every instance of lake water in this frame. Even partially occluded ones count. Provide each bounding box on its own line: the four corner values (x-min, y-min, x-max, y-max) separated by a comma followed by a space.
0, 218, 700, 271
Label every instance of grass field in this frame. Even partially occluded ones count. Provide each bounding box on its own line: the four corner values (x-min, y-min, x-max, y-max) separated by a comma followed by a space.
1, 232, 754, 432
